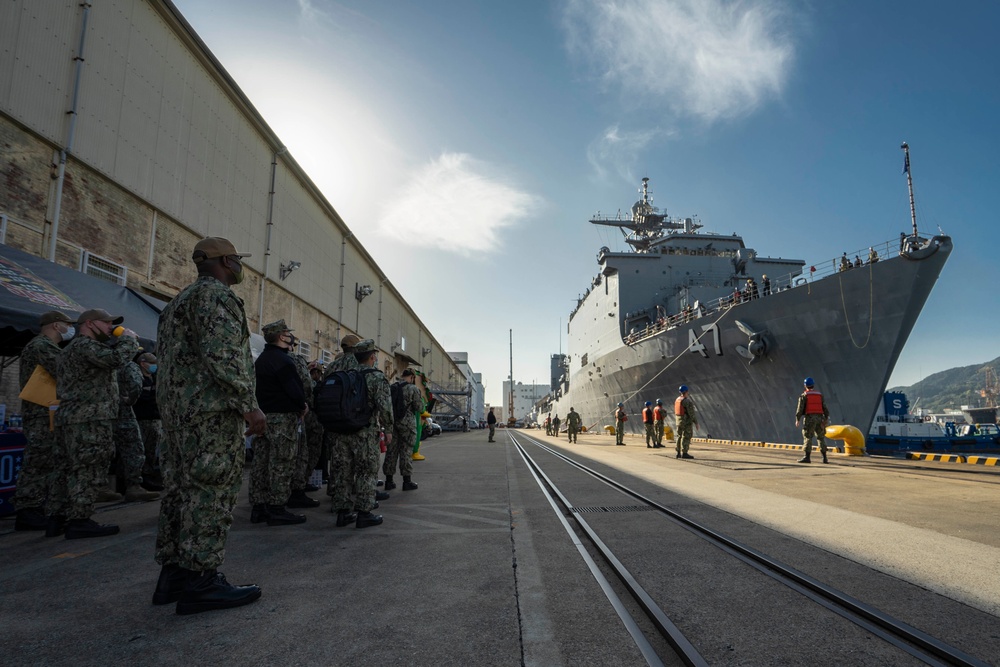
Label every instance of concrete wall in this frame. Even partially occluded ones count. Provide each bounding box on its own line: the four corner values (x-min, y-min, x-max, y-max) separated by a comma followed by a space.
0, 0, 459, 413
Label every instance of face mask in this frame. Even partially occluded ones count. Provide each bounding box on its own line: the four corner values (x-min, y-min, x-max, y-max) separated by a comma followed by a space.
92, 324, 111, 343
60, 326, 75, 342
148, 364, 158, 374
229, 258, 245, 285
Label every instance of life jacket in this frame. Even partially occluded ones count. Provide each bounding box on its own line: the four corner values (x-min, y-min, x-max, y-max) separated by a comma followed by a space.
616, 410, 627, 422
804, 390, 824, 415
642, 407, 653, 423
653, 406, 665, 421
674, 396, 686, 416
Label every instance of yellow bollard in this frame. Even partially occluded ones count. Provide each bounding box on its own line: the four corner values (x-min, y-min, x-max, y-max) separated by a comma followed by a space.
825, 424, 865, 456
662, 425, 674, 441
604, 425, 615, 436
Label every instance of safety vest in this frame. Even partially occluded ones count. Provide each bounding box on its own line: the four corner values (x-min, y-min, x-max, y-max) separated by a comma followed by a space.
642, 407, 653, 423
674, 396, 686, 416
653, 406, 665, 421
804, 390, 824, 414
616, 410, 627, 422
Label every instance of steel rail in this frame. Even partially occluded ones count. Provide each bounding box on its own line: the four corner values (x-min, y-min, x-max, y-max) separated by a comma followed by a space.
510, 433, 707, 667
517, 433, 989, 667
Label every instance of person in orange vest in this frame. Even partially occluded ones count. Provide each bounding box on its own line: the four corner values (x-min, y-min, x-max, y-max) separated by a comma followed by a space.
795, 377, 829, 463
642, 401, 655, 448
674, 386, 699, 459
652, 399, 667, 448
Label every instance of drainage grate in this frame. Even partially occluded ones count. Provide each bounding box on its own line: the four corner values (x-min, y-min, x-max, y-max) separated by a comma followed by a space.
572, 505, 654, 513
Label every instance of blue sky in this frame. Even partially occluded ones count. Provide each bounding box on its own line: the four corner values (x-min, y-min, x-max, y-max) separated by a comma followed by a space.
173, 0, 1000, 405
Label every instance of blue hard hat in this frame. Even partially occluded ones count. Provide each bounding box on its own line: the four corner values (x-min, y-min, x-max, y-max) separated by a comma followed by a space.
655, 398, 663, 405
679, 385, 688, 393
804, 377, 815, 387
617, 402, 623, 407
644, 401, 652, 406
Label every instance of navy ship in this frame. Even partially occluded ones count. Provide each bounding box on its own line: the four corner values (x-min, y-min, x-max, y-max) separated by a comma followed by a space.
542, 146, 952, 443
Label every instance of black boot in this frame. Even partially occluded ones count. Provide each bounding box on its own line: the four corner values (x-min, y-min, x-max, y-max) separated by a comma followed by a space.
45, 515, 67, 537
265, 505, 306, 526
681, 453, 694, 459
335, 510, 358, 527
286, 490, 320, 508
175, 570, 261, 615
65, 518, 120, 539
14, 507, 47, 531
250, 504, 266, 523
152, 563, 193, 605
402, 476, 418, 491
822, 452, 829, 464
375, 490, 390, 501
798, 455, 811, 463
383, 475, 396, 491
355, 510, 383, 528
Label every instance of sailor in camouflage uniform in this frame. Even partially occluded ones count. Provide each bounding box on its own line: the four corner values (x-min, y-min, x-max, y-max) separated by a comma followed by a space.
13, 311, 75, 533
384, 368, 422, 491
114, 360, 160, 502
795, 377, 830, 464
52, 308, 140, 539
674, 385, 699, 459
345, 339, 393, 527
249, 319, 309, 525
152, 237, 266, 615
133, 352, 163, 489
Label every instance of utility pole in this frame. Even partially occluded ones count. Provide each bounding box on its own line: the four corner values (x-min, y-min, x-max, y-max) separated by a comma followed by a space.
508, 329, 515, 425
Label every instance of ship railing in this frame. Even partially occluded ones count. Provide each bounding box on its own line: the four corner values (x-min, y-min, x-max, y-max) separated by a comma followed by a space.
622, 235, 911, 346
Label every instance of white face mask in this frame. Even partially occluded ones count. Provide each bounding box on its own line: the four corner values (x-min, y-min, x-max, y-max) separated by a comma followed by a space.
60, 325, 76, 342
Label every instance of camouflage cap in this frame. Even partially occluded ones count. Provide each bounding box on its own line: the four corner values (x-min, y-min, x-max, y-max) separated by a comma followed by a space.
262, 319, 293, 337
39, 310, 73, 326
352, 338, 376, 354
340, 333, 362, 350
137, 352, 157, 364
78, 308, 124, 325
192, 237, 251, 264
402, 368, 415, 378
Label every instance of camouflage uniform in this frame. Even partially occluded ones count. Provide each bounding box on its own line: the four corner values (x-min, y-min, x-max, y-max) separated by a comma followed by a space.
642, 406, 655, 447
566, 409, 581, 443
796, 389, 830, 457
653, 403, 666, 447
674, 395, 698, 456
248, 324, 306, 508
114, 362, 146, 487
328, 348, 392, 513
615, 407, 627, 445
155, 276, 258, 572
385, 380, 422, 478
13, 334, 62, 514
290, 354, 323, 492
53, 335, 139, 520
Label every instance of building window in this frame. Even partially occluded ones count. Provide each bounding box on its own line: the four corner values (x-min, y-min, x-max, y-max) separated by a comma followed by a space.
297, 340, 312, 359
320, 348, 334, 364
80, 250, 127, 286
400, 336, 406, 351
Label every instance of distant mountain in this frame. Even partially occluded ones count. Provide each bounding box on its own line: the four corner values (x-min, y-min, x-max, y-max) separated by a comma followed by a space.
889, 357, 1000, 412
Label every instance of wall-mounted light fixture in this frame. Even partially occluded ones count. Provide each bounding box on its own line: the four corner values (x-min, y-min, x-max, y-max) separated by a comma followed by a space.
279, 260, 301, 280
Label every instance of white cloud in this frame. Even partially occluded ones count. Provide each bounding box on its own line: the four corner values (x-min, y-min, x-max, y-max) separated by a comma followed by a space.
376, 153, 539, 256
587, 124, 673, 181
563, 0, 796, 122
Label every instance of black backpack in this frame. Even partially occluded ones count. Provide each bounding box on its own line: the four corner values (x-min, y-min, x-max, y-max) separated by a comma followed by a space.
314, 368, 377, 434
390, 380, 408, 422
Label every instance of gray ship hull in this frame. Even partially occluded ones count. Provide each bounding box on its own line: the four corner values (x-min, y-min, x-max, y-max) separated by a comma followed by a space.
549, 236, 952, 443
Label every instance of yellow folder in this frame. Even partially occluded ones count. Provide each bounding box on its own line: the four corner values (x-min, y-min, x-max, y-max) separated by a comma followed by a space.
19, 364, 58, 407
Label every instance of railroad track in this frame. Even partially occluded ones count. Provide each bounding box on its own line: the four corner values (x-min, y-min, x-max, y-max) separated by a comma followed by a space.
508, 430, 992, 667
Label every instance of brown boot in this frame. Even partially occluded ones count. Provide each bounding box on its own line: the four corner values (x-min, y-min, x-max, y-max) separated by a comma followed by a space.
96, 475, 122, 502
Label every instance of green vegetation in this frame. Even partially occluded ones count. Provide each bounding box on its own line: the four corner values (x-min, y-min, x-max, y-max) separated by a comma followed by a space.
889, 357, 1000, 412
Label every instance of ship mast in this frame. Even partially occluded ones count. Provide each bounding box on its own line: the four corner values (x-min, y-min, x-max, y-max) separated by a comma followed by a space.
901, 142, 918, 237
